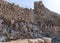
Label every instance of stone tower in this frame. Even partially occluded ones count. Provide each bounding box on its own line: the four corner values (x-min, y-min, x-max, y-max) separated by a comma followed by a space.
34, 1, 44, 14
34, 1, 48, 24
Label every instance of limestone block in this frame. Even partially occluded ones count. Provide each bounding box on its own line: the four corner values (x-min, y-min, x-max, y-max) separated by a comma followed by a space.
1, 39, 28, 43
28, 39, 38, 43
42, 37, 52, 43
38, 39, 44, 43
19, 39, 28, 43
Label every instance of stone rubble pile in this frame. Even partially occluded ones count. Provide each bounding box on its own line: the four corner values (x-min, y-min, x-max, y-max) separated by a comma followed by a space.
0, 16, 52, 42
0, 18, 44, 41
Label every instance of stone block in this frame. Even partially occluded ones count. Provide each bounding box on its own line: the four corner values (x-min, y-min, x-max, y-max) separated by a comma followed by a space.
28, 39, 38, 43
42, 37, 52, 43
2, 39, 28, 43
38, 39, 44, 43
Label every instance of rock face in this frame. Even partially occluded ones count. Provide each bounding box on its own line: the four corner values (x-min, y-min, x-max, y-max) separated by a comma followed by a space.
0, 0, 60, 43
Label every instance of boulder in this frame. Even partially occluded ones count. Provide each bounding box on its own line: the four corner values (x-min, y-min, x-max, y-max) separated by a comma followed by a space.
0, 36, 7, 42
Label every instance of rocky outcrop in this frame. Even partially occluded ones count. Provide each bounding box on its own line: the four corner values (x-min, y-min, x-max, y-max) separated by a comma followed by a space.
34, 1, 60, 41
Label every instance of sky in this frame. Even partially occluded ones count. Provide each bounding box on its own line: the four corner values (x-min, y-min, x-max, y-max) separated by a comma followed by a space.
5, 0, 60, 14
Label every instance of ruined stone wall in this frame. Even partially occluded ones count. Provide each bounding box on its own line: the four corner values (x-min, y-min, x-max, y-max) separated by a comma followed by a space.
0, 0, 34, 22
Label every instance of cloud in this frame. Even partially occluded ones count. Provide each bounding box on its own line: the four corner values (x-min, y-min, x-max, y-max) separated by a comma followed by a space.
54, 0, 60, 6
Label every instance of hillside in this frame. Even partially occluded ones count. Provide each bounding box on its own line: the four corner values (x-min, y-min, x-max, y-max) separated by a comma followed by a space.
0, 0, 60, 43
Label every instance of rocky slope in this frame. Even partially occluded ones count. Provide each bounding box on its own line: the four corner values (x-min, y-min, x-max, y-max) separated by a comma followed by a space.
0, 21, 42, 41
34, 1, 60, 40
0, 0, 60, 43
